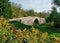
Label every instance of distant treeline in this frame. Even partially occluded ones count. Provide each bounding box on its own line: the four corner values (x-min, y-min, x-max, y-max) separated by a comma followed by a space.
10, 3, 50, 18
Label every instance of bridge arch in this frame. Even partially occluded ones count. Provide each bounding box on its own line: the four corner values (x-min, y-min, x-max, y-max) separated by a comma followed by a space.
33, 18, 39, 25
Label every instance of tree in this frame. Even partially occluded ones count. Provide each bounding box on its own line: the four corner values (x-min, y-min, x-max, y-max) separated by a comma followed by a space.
53, 0, 60, 6
53, 0, 60, 27
0, 0, 12, 19
46, 7, 59, 26
11, 3, 29, 17
11, 3, 22, 18
40, 12, 50, 18
27, 9, 34, 16
50, 7, 58, 22
47, 7, 57, 22
54, 12, 60, 28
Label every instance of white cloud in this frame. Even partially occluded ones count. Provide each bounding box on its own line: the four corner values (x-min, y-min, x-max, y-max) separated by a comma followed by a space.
10, 0, 52, 12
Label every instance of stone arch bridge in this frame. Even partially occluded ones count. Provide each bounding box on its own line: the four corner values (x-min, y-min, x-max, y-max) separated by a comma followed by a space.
8, 16, 45, 25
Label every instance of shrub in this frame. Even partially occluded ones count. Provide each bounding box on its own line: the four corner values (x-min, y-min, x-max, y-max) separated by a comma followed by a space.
0, 17, 60, 43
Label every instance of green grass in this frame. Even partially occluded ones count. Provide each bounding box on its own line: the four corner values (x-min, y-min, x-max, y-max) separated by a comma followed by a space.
9, 21, 32, 30
33, 25, 60, 38
9, 21, 60, 38
34, 25, 60, 33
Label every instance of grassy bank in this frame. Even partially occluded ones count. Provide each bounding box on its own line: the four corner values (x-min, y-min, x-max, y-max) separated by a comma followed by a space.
0, 19, 60, 43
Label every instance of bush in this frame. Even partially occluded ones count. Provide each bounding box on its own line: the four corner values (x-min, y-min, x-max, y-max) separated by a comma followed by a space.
0, 17, 15, 43
0, 17, 60, 43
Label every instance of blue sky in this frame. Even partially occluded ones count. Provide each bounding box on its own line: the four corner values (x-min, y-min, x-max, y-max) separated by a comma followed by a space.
10, 0, 53, 12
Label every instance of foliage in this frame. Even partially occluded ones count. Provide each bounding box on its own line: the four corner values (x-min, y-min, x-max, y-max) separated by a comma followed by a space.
0, 0, 12, 19
0, 17, 15, 43
11, 3, 36, 18
9, 21, 32, 29
40, 12, 50, 18
1, 0, 60, 43
47, 7, 58, 22
46, 7, 60, 27
26, 9, 35, 16
0, 18, 60, 43
11, 3, 23, 18
11, 3, 50, 18
53, 0, 60, 6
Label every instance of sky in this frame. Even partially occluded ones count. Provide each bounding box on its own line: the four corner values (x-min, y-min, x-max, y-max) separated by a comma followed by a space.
10, 0, 53, 12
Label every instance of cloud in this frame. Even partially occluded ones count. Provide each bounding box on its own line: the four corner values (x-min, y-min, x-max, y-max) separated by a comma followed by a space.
10, 0, 52, 12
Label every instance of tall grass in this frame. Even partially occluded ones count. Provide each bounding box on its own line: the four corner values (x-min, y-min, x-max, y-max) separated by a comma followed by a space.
0, 17, 60, 43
